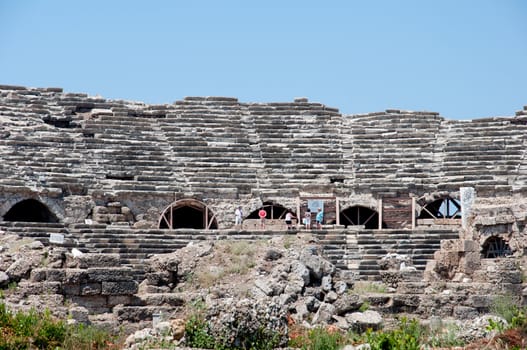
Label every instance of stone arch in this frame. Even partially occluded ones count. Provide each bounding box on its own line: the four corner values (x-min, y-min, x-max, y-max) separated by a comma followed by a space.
482, 236, 512, 258
418, 196, 461, 219
246, 202, 288, 220
337, 205, 385, 229
3, 199, 59, 223
158, 199, 218, 229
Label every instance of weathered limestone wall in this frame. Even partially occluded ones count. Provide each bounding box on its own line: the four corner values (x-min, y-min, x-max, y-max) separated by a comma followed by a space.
1, 85, 527, 228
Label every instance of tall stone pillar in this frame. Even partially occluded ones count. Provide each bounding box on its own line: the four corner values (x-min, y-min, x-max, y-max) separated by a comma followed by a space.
460, 187, 476, 229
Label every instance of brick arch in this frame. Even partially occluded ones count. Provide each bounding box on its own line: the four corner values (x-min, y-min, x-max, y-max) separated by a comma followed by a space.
3, 198, 59, 223
158, 199, 218, 229
246, 202, 288, 220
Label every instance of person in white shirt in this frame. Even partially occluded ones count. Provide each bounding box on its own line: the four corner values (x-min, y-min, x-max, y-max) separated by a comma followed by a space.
234, 206, 243, 227
285, 209, 295, 230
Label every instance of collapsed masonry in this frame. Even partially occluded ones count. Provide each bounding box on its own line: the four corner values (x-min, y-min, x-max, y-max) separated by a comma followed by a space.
1, 85, 527, 331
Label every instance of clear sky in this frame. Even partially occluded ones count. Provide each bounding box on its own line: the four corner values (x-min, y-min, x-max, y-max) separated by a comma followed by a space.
1, 1, 526, 119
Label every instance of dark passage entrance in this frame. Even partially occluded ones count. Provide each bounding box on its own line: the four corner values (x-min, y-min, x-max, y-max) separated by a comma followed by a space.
482, 236, 512, 258
247, 203, 288, 220
159, 199, 218, 229
338, 206, 382, 229
3, 199, 59, 223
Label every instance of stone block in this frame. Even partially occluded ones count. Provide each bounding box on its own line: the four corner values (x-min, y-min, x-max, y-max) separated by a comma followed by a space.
460, 252, 481, 274
107, 214, 126, 222
453, 305, 479, 320
93, 206, 108, 214
30, 268, 47, 282
138, 293, 186, 307
69, 306, 90, 323
442, 251, 461, 266
70, 254, 120, 269
70, 295, 109, 311
93, 213, 109, 223
113, 305, 173, 322
101, 281, 138, 295
458, 240, 479, 253
391, 294, 421, 313
65, 269, 89, 284
108, 295, 135, 307
87, 267, 135, 282
81, 283, 102, 295
47, 269, 66, 282
397, 282, 428, 294
18, 281, 61, 296
346, 310, 383, 332
62, 283, 81, 296
466, 295, 493, 309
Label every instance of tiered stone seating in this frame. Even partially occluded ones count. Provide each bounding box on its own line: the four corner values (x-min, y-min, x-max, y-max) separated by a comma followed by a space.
0, 221, 76, 247
81, 106, 182, 193
247, 101, 342, 192
2, 85, 527, 198
342, 111, 443, 196
158, 97, 258, 196
438, 118, 527, 194
0, 87, 95, 194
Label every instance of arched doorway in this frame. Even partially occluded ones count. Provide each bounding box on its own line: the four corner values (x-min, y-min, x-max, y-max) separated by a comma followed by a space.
418, 196, 461, 219
482, 236, 512, 258
246, 203, 288, 220
3, 199, 59, 223
338, 206, 383, 229
158, 199, 218, 229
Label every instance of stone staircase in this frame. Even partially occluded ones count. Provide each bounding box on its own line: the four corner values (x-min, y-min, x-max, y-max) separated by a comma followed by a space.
350, 229, 460, 280
0, 221, 77, 247
0, 220, 459, 283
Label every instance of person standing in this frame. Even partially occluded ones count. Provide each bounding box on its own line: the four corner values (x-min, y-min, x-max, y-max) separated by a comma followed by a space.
234, 206, 243, 228
316, 208, 324, 229
285, 209, 295, 230
258, 208, 267, 229
304, 208, 311, 229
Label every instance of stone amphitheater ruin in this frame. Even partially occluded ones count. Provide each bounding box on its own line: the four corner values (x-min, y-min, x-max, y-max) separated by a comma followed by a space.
1, 84, 527, 336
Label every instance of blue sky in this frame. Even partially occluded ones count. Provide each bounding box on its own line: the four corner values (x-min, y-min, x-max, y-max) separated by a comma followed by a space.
1, 1, 526, 119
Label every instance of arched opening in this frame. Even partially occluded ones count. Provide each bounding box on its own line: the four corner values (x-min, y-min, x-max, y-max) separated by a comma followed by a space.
482, 236, 512, 258
159, 199, 218, 229
418, 197, 461, 219
3, 199, 59, 223
337, 206, 384, 229
246, 203, 288, 220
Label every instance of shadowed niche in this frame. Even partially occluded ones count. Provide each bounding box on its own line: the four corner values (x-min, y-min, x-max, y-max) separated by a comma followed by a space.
3, 199, 59, 223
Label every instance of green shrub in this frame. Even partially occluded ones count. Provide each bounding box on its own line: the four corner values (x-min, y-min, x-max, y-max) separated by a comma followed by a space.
185, 314, 215, 349
0, 302, 119, 349
288, 327, 350, 350
490, 294, 527, 329
359, 301, 370, 312
424, 320, 464, 348
364, 317, 422, 350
